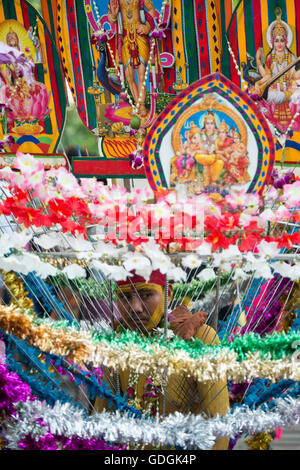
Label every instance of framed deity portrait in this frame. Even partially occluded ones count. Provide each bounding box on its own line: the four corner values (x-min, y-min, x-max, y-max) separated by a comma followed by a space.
143, 73, 276, 198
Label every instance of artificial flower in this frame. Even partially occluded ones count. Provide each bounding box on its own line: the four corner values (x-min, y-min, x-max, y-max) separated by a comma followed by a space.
62, 264, 87, 280
197, 268, 216, 282
181, 254, 202, 270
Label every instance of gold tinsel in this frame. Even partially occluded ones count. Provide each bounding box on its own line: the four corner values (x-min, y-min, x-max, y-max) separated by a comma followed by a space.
245, 432, 274, 450
1, 271, 34, 311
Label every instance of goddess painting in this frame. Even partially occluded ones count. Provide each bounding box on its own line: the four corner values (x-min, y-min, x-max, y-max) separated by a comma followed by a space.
170, 95, 251, 196
251, 7, 300, 131
0, 20, 49, 135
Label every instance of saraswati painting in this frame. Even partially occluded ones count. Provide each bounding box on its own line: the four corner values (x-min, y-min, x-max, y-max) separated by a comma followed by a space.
170, 94, 252, 198
247, 7, 300, 134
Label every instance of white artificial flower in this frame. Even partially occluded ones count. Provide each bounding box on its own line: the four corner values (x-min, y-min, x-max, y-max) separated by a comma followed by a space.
181, 254, 202, 270
197, 268, 216, 282
257, 240, 280, 258
196, 242, 212, 256
62, 264, 87, 280
0, 167, 14, 181
243, 193, 260, 214
232, 268, 250, 281
33, 233, 60, 250
91, 260, 129, 282
151, 254, 172, 274
14, 153, 43, 174
123, 254, 151, 273
167, 265, 187, 282
212, 246, 241, 272
271, 261, 293, 279
35, 259, 58, 278
259, 209, 275, 223
67, 235, 94, 252
290, 263, 300, 281
25, 169, 45, 187
239, 212, 256, 228
56, 168, 78, 187
141, 240, 172, 274
94, 241, 122, 258
9, 231, 33, 250
152, 203, 171, 220
282, 181, 300, 208
0, 233, 13, 255
0, 254, 23, 273
205, 203, 222, 218
252, 260, 273, 279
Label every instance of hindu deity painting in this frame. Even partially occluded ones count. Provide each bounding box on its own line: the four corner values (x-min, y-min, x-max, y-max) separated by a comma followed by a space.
170, 95, 252, 197
0, 19, 49, 137
84, 0, 172, 131
247, 7, 300, 134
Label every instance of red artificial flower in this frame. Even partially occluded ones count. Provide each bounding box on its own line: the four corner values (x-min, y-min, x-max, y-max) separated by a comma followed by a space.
205, 230, 234, 251
13, 206, 44, 228
238, 222, 264, 252
48, 199, 73, 218
275, 232, 300, 249
204, 216, 220, 232
218, 212, 240, 233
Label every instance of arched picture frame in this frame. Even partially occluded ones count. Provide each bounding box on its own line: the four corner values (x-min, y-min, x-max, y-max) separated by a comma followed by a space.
143, 73, 276, 198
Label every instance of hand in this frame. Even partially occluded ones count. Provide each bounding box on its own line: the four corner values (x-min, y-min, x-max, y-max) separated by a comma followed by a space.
136, 24, 151, 36
110, 0, 119, 17
169, 304, 207, 341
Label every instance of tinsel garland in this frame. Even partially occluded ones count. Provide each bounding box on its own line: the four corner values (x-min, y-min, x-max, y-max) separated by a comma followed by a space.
45, 272, 233, 302
1, 305, 300, 383
23, 272, 75, 324
1, 330, 141, 417
1, 271, 34, 311
0, 362, 125, 451
3, 387, 300, 451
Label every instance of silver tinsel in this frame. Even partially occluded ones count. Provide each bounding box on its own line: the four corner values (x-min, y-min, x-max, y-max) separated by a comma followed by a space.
2, 395, 300, 450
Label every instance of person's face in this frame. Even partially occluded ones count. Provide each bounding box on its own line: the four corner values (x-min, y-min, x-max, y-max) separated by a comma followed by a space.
205, 119, 215, 135
191, 133, 201, 145
8, 38, 17, 47
117, 286, 164, 332
234, 134, 241, 144
218, 129, 226, 140
274, 35, 286, 53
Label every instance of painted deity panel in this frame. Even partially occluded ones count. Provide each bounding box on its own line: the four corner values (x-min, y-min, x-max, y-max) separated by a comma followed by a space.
143, 73, 275, 199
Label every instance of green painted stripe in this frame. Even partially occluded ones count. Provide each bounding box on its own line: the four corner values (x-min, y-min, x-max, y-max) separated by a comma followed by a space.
7, 0, 17, 19
182, 0, 198, 84
244, 0, 255, 59
2, 0, 10, 19
268, 0, 288, 23
74, 0, 96, 129
220, 0, 232, 80
46, 0, 56, 38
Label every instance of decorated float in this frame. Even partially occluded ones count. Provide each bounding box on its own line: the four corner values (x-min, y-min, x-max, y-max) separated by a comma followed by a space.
0, 0, 299, 452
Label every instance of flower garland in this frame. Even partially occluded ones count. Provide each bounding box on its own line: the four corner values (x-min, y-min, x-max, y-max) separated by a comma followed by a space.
1, 305, 300, 384
0, 153, 298, 258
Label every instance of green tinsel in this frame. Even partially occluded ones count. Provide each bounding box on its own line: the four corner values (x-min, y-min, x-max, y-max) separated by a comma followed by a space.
45, 272, 233, 302
89, 327, 300, 362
